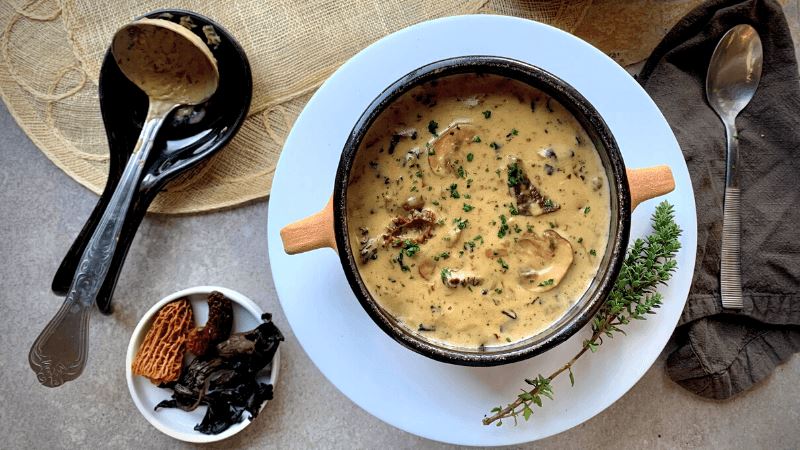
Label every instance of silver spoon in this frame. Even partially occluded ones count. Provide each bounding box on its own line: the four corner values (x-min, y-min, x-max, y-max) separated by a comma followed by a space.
706, 24, 763, 309
29, 18, 219, 387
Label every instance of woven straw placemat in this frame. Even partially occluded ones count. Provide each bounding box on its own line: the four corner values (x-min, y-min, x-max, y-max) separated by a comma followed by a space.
0, 0, 703, 214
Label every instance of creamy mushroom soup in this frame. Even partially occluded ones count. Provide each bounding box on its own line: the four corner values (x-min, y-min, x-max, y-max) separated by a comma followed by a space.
347, 74, 610, 349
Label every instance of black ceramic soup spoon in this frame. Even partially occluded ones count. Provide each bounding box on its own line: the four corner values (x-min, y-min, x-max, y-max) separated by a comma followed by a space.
29, 18, 220, 387
50, 10, 252, 314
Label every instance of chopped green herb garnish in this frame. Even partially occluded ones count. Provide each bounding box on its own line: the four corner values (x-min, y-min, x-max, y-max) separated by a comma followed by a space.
589, 249, 597, 256
482, 110, 492, 119
513, 224, 522, 234
526, 224, 534, 233
489, 141, 501, 150
472, 136, 481, 144
507, 163, 523, 187
441, 267, 452, 284
402, 239, 420, 257
449, 183, 460, 199
543, 198, 554, 208
463, 203, 474, 212
428, 120, 439, 135
453, 217, 469, 230
432, 200, 440, 206
495, 288, 503, 294
511, 128, 519, 136
467, 152, 475, 161
473, 235, 484, 244
433, 251, 450, 261
457, 166, 466, 178
538, 278, 554, 287
415, 171, 423, 178
498, 258, 509, 271
498, 215, 509, 238
509, 203, 519, 215
577, 237, 583, 243
584, 206, 591, 215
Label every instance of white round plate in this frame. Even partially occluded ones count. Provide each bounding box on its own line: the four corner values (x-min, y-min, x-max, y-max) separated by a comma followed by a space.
126, 286, 281, 443
267, 15, 696, 446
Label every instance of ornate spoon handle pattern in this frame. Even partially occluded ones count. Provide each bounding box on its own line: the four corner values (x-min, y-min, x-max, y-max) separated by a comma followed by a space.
29, 107, 173, 387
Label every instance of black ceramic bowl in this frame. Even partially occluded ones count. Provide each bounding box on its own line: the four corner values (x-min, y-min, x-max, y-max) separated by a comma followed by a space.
281, 56, 673, 366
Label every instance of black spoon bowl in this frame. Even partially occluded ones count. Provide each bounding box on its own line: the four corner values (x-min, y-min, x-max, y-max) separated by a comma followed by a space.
51, 9, 252, 313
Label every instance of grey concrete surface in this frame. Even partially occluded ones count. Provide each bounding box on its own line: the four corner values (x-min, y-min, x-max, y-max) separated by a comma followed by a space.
0, 98, 798, 449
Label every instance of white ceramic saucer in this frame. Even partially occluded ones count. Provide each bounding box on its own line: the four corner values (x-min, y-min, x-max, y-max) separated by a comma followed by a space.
267, 15, 696, 446
126, 286, 280, 443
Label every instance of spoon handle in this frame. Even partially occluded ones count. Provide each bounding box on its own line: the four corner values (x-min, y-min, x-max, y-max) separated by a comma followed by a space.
29, 106, 171, 386
720, 121, 743, 309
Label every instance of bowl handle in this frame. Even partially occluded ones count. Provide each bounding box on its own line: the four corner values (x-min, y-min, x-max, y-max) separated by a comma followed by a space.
627, 165, 675, 210
280, 196, 338, 254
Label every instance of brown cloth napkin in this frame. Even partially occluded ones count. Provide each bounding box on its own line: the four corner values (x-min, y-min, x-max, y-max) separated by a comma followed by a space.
638, 0, 800, 400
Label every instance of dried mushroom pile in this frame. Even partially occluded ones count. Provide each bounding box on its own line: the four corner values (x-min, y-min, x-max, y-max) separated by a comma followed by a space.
131, 291, 283, 434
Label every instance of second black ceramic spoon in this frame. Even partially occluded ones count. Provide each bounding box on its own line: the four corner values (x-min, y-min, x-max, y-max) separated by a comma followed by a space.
51, 9, 252, 313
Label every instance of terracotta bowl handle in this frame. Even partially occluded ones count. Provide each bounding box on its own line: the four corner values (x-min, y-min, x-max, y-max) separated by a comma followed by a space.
280, 196, 337, 254
627, 165, 675, 210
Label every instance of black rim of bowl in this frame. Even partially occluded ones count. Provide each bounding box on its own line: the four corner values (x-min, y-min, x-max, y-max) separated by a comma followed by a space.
333, 56, 631, 366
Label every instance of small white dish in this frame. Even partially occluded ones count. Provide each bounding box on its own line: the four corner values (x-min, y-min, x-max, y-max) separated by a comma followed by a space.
126, 286, 280, 443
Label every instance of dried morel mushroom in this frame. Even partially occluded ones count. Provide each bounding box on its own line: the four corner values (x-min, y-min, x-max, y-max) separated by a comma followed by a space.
186, 291, 234, 356
131, 298, 194, 384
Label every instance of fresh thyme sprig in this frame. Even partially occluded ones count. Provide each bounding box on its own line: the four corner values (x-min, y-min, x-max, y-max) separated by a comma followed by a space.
483, 201, 681, 427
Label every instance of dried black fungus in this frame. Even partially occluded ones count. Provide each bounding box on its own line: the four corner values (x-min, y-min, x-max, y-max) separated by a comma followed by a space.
155, 315, 284, 435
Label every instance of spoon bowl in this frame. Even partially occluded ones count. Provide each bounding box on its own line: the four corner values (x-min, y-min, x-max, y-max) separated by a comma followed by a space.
706, 24, 763, 120
112, 18, 218, 106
